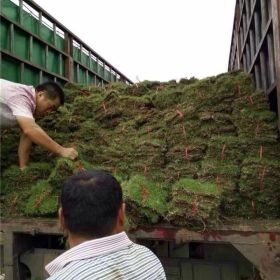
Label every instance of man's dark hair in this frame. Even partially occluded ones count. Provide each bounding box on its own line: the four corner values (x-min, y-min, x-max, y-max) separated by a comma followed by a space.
61, 170, 123, 238
35, 81, 64, 105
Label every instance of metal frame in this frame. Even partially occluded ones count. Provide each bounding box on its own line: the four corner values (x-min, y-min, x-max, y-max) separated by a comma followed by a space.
1, 218, 280, 280
0, 0, 133, 85
228, 0, 280, 129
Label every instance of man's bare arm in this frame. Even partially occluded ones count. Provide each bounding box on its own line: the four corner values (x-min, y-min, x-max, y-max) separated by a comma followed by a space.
18, 133, 32, 169
16, 116, 78, 161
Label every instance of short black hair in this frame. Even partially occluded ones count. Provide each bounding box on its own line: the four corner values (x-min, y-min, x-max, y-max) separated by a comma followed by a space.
35, 81, 64, 105
61, 170, 123, 238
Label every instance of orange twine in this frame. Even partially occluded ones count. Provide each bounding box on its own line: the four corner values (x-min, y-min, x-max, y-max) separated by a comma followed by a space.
255, 123, 260, 136
181, 125, 187, 137
259, 166, 267, 191
236, 83, 241, 96
185, 148, 189, 159
247, 95, 254, 105
259, 145, 264, 159
176, 109, 184, 118
102, 102, 107, 113
144, 165, 148, 173
251, 200, 256, 213
220, 144, 226, 160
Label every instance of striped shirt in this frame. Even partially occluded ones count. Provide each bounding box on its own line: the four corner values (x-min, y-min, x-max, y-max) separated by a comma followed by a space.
45, 232, 166, 280
0, 79, 36, 127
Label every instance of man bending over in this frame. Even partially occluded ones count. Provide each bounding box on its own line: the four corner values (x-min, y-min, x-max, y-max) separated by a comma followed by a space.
0, 79, 78, 168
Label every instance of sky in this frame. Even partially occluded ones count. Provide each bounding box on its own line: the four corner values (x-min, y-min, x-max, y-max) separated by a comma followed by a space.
33, 0, 236, 83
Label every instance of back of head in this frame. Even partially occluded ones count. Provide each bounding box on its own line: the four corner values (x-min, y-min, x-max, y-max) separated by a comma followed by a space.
35, 81, 64, 105
61, 170, 123, 238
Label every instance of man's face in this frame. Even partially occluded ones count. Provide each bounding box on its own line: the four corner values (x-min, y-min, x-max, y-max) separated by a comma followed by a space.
35, 91, 61, 116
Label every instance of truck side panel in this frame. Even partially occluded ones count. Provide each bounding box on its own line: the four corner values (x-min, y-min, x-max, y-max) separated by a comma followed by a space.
0, 0, 133, 86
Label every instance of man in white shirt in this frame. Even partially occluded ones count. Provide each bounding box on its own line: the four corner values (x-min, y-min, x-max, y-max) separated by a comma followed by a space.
0, 79, 78, 168
46, 170, 166, 280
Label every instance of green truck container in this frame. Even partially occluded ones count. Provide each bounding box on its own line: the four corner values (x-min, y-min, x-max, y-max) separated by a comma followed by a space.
0, 0, 133, 86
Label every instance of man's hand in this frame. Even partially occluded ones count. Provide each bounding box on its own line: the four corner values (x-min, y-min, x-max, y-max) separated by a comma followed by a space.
16, 116, 78, 162
59, 147, 78, 160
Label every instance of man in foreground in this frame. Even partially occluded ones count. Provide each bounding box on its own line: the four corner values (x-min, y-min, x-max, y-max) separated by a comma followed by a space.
0, 79, 78, 168
45, 169, 166, 279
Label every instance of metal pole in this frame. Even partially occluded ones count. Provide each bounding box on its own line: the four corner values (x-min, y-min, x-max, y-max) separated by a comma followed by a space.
260, 51, 268, 90
64, 32, 73, 82
271, 0, 280, 129
267, 33, 275, 85
261, 0, 268, 33
249, 29, 255, 62
254, 64, 261, 89
254, 11, 261, 46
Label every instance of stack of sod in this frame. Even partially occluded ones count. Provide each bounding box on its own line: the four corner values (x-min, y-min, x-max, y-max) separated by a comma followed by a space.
1, 71, 279, 228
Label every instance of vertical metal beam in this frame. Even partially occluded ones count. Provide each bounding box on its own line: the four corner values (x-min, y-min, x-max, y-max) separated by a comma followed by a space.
240, 26, 244, 55
250, 0, 254, 11
88, 51, 92, 69
96, 58, 100, 75
9, 24, 14, 53
261, 0, 268, 33
236, 23, 241, 68
255, 63, 261, 89
254, 11, 261, 46
267, 33, 275, 84
245, 0, 250, 27
38, 11, 42, 36
39, 70, 43, 83
29, 35, 33, 61
19, 63, 24, 84
64, 32, 73, 82
110, 69, 113, 82
102, 64, 105, 80
53, 23, 57, 47
45, 45, 48, 70
239, 0, 243, 15
86, 69, 89, 84
245, 43, 251, 70
76, 63, 80, 83
271, 0, 280, 129
260, 51, 268, 90
18, 0, 23, 24
58, 53, 62, 76
234, 53, 237, 69
232, 1, 241, 69
243, 53, 247, 71
79, 43, 82, 62
242, 14, 247, 44
249, 29, 255, 62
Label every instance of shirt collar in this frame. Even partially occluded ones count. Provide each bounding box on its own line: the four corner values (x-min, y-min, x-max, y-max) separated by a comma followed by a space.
45, 231, 132, 276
